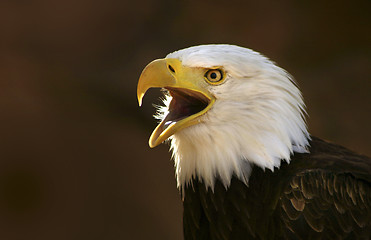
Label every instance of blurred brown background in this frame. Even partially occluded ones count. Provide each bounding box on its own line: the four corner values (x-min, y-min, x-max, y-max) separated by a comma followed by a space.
0, 0, 370, 239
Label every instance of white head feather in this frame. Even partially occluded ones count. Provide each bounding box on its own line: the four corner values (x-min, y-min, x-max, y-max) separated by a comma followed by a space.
157, 44, 310, 190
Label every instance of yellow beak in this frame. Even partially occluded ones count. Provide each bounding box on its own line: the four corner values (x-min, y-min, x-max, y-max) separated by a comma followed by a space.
137, 58, 215, 148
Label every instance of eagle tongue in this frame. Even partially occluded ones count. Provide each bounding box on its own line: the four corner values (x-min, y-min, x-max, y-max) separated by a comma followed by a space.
164, 115, 175, 128
157, 113, 176, 136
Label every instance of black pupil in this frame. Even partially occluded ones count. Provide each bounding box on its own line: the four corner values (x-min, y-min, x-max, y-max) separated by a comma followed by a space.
210, 72, 217, 79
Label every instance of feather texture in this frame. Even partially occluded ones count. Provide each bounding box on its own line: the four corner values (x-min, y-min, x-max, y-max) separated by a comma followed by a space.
156, 44, 310, 189
183, 137, 371, 240
145, 45, 371, 239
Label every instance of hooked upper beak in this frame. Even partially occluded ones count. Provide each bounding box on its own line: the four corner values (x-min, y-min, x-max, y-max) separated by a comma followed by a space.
137, 58, 215, 147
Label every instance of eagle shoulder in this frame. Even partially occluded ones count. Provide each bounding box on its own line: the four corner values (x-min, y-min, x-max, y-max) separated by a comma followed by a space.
183, 137, 371, 240
280, 170, 371, 239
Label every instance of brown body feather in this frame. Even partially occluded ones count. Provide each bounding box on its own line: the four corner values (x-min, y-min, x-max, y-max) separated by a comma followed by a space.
183, 137, 371, 239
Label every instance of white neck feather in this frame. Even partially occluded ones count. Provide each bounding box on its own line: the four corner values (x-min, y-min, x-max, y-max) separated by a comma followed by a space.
159, 45, 310, 190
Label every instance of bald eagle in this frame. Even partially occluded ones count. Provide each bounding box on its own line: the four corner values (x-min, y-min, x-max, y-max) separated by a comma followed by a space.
137, 45, 371, 239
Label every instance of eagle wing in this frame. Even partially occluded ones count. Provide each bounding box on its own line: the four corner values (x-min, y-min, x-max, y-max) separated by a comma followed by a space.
280, 170, 371, 239
183, 138, 371, 240
183, 170, 371, 240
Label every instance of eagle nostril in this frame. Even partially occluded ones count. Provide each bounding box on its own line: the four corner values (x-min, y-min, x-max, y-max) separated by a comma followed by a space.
168, 64, 175, 73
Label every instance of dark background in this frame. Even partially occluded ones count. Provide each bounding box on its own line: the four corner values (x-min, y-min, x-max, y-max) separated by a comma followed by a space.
0, 1, 370, 239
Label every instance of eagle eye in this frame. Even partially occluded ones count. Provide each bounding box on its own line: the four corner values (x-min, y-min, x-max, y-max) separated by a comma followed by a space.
204, 69, 225, 84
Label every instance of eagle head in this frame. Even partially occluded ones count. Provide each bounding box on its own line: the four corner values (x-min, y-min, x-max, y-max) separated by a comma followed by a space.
137, 44, 310, 189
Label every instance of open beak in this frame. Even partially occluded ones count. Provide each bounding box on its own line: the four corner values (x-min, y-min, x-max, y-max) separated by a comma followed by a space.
137, 58, 215, 148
